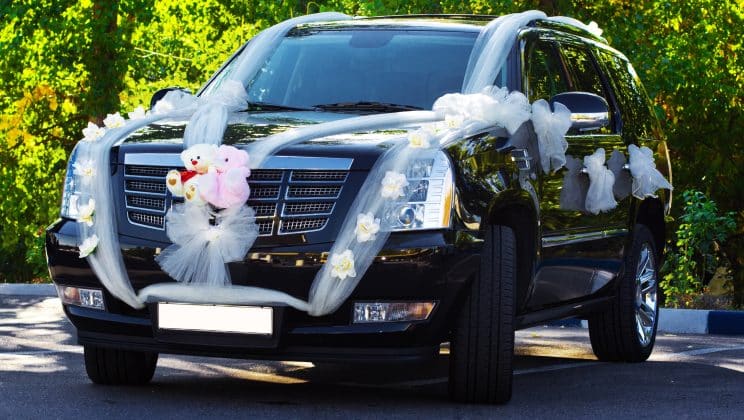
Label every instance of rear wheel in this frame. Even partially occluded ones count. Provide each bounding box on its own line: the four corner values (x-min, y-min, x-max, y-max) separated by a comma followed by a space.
589, 224, 659, 362
449, 225, 516, 404
84, 345, 158, 385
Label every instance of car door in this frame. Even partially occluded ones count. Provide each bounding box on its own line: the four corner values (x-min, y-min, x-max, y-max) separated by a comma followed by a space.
520, 31, 629, 309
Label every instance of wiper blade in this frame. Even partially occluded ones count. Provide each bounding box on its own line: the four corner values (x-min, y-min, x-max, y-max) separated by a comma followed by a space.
244, 102, 315, 112
312, 101, 423, 113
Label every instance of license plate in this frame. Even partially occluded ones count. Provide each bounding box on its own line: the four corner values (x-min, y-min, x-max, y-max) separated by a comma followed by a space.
157, 303, 273, 335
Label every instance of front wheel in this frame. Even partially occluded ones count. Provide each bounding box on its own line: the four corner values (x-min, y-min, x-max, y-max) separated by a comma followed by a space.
84, 345, 158, 385
449, 225, 516, 404
589, 224, 659, 362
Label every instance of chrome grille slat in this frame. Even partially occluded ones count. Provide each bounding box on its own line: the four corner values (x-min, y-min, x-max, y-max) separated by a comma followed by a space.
129, 212, 165, 228
126, 180, 166, 194
252, 203, 277, 218
291, 170, 347, 182
279, 218, 327, 234
126, 195, 165, 211
125, 165, 171, 177
250, 170, 283, 182
287, 185, 342, 199
283, 202, 334, 216
121, 154, 352, 237
250, 185, 281, 200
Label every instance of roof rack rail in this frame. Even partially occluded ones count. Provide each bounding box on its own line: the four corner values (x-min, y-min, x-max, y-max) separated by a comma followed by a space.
363, 14, 499, 21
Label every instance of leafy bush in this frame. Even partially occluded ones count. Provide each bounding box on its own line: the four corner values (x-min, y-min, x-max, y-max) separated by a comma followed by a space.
661, 190, 736, 308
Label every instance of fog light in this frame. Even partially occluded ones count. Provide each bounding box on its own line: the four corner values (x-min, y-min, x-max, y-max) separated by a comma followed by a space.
56, 285, 105, 310
353, 301, 436, 323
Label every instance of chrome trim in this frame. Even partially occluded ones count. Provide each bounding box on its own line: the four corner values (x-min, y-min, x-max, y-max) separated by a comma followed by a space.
542, 228, 628, 248
124, 154, 354, 170
570, 111, 610, 132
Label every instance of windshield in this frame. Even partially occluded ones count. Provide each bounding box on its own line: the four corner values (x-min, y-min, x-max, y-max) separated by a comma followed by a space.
204, 28, 479, 111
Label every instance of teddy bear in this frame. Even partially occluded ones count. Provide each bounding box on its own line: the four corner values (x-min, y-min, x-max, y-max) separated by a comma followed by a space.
198, 145, 251, 209
165, 143, 218, 205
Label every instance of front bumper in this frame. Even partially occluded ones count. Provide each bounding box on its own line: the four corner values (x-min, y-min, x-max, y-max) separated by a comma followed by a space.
47, 218, 482, 362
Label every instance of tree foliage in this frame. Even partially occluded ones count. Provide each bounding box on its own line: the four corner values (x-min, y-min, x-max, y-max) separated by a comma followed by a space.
0, 0, 742, 283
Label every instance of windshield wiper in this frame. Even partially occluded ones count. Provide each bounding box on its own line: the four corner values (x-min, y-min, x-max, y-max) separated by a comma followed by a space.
312, 101, 423, 113
244, 102, 315, 112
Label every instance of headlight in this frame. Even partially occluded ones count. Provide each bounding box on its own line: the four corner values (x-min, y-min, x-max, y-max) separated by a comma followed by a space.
60, 144, 81, 219
386, 150, 454, 231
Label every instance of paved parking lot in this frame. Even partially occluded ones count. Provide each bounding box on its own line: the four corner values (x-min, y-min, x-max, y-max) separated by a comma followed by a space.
1, 295, 742, 419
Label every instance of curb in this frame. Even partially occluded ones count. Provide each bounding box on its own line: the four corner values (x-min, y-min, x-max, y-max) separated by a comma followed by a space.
0, 283, 56, 297
3, 285, 742, 335
550, 308, 744, 335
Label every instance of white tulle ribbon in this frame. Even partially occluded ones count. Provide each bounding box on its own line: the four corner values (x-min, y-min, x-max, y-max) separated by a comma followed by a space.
156, 205, 258, 286
531, 99, 572, 174
628, 144, 673, 199
433, 87, 531, 134
583, 148, 618, 214
559, 155, 588, 211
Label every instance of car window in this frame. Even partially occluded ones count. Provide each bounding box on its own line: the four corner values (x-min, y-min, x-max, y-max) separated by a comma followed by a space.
560, 45, 616, 134
524, 40, 570, 102
245, 29, 477, 110
597, 51, 658, 140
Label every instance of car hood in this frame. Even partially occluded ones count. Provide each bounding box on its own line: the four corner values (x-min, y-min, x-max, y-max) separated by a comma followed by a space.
120, 111, 416, 170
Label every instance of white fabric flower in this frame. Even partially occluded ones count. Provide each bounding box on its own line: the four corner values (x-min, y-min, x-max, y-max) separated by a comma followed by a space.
72, 159, 96, 183
380, 171, 408, 199
103, 112, 126, 128
204, 227, 222, 242
78, 234, 99, 258
355, 212, 381, 242
81, 122, 106, 142
408, 128, 433, 149
444, 114, 464, 129
128, 106, 146, 120
77, 199, 95, 227
329, 249, 356, 280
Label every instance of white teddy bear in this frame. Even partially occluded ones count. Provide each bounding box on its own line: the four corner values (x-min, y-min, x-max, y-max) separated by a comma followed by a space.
165, 144, 218, 205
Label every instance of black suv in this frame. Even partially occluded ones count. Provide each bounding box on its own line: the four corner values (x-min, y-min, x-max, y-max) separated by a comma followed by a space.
46, 14, 671, 404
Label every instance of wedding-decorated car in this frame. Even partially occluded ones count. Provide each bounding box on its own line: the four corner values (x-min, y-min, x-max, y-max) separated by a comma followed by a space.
46, 11, 672, 404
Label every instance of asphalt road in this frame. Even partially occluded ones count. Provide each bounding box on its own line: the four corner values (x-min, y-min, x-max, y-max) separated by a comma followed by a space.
1, 295, 743, 419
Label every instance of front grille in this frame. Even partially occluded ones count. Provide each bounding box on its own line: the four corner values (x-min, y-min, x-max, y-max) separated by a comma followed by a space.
121, 154, 352, 238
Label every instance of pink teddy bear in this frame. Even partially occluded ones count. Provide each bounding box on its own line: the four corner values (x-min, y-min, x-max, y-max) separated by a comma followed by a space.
199, 145, 251, 209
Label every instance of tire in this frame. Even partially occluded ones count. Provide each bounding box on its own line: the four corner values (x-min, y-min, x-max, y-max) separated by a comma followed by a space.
449, 225, 516, 404
588, 224, 659, 362
84, 345, 158, 385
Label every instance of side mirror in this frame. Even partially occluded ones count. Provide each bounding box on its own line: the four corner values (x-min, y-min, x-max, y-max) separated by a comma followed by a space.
149, 87, 192, 110
550, 92, 610, 132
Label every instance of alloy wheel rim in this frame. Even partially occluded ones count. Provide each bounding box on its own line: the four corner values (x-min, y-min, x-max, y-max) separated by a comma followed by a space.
635, 243, 658, 347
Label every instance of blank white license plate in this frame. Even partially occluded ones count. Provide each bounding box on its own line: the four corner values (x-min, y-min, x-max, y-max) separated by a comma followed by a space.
157, 303, 273, 335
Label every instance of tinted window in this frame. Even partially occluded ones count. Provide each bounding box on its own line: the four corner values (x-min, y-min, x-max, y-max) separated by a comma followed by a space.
560, 45, 615, 134
240, 29, 477, 110
524, 41, 570, 101
598, 52, 658, 140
